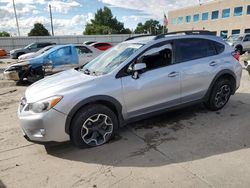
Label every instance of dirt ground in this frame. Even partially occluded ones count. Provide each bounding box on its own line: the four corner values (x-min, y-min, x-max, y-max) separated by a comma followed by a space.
0, 58, 250, 188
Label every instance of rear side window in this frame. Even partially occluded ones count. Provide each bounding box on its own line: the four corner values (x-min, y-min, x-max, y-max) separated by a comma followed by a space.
175, 39, 217, 63
37, 43, 51, 48
76, 46, 92, 54
244, 35, 250, 41
213, 42, 225, 54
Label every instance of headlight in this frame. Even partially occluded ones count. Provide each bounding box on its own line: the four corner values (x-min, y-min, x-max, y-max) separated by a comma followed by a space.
28, 96, 63, 113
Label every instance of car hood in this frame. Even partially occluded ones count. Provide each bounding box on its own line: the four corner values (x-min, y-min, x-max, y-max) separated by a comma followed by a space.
18, 52, 35, 61
10, 48, 24, 53
25, 69, 96, 103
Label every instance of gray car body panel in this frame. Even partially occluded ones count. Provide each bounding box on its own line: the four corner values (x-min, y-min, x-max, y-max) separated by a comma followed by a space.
19, 34, 242, 142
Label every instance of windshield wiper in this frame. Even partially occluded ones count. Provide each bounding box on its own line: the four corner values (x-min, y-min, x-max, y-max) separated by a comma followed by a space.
82, 68, 90, 75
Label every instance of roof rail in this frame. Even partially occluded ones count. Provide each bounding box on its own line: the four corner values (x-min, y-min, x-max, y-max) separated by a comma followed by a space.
154, 30, 214, 40
125, 34, 155, 41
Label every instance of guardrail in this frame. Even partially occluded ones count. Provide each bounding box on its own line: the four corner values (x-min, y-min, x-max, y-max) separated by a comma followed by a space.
0, 34, 136, 52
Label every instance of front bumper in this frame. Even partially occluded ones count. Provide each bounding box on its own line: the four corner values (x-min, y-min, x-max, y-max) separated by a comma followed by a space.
18, 105, 70, 143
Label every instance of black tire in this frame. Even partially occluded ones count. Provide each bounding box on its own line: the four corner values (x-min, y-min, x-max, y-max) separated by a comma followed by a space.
205, 79, 232, 111
71, 104, 118, 148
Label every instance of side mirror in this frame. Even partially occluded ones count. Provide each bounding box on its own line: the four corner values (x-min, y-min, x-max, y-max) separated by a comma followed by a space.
28, 47, 31, 50
132, 63, 146, 79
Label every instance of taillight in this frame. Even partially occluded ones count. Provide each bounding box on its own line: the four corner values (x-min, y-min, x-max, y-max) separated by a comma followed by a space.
232, 51, 240, 61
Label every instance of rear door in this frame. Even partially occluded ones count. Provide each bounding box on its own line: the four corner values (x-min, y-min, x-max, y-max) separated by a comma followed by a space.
174, 38, 221, 103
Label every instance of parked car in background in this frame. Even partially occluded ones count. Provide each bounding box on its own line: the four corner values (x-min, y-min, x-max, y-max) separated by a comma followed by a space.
0, 48, 7, 57
90, 42, 113, 51
18, 45, 55, 61
226, 34, 250, 54
4, 44, 101, 83
17, 31, 242, 148
10, 42, 56, 59
83, 41, 96, 45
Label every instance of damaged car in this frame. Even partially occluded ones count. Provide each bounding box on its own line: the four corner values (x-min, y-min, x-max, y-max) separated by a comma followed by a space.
4, 44, 102, 83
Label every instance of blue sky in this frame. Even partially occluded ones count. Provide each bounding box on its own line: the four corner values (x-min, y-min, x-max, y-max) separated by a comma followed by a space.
0, 0, 201, 36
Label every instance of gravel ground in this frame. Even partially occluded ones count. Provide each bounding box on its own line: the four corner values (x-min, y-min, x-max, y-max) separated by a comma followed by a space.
0, 57, 250, 188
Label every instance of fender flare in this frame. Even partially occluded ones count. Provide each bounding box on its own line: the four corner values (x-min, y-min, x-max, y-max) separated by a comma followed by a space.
65, 95, 124, 135
203, 69, 237, 101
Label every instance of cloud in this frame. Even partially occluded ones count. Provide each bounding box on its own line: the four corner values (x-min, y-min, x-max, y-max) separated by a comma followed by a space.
0, 13, 94, 36
49, 0, 81, 14
99, 0, 197, 18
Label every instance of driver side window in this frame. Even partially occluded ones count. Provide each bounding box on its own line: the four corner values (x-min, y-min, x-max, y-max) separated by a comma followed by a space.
128, 43, 173, 72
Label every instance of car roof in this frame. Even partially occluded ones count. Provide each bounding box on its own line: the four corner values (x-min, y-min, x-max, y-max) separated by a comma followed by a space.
124, 33, 224, 45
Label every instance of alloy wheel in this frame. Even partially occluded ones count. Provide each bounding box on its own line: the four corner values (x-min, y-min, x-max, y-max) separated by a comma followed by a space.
81, 114, 113, 146
214, 85, 231, 108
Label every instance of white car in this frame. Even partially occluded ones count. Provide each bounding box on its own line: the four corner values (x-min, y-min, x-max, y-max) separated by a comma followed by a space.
226, 34, 250, 54
18, 45, 55, 61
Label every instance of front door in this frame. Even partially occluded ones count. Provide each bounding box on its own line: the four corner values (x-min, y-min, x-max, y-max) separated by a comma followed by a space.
121, 43, 181, 119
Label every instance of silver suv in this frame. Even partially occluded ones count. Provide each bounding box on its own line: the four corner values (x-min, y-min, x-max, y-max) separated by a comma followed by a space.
226, 34, 250, 54
18, 31, 242, 148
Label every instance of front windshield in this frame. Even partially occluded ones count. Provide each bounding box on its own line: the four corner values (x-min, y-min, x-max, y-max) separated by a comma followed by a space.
35, 46, 54, 55
81, 43, 143, 75
24, 43, 35, 49
226, 35, 243, 42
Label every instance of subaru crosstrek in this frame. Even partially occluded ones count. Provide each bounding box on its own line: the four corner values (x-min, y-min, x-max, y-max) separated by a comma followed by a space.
18, 31, 242, 148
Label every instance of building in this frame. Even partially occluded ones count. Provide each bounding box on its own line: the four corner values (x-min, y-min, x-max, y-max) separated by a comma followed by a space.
168, 0, 250, 38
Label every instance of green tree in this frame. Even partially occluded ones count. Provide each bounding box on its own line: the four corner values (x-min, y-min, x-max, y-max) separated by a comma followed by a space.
0, 31, 10, 37
28, 23, 50, 36
134, 19, 163, 35
84, 6, 131, 35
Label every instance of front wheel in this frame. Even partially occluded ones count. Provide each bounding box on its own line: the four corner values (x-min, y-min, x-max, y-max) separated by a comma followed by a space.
205, 79, 232, 111
71, 104, 118, 148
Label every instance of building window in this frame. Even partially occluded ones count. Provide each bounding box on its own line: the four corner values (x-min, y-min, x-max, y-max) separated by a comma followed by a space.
210, 31, 217, 36
220, 30, 228, 39
171, 18, 177, 25
234, 6, 243, 16
178, 16, 183, 24
247, 5, 250, 15
232, 29, 240, 35
193, 14, 199, 22
202, 12, 209, 20
212, 10, 219, 20
186, 15, 191, 23
245, 29, 250, 33
222, 8, 230, 18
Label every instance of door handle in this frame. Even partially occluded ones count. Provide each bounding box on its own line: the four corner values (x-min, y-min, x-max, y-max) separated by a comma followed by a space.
209, 61, 217, 66
168, 72, 179, 77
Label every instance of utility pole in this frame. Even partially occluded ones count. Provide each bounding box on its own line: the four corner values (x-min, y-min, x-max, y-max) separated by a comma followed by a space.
49, 4, 54, 36
12, 0, 20, 36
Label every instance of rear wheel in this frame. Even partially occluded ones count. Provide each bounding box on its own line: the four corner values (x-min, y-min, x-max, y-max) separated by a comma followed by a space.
71, 104, 118, 148
205, 79, 232, 111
